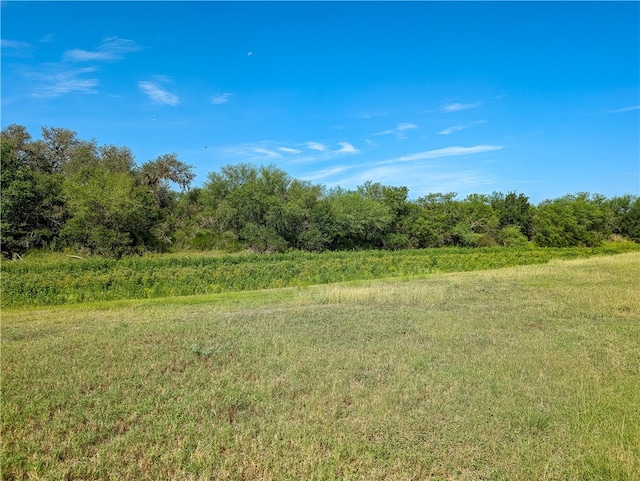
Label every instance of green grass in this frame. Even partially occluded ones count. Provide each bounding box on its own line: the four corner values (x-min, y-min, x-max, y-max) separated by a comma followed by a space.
2, 241, 639, 308
2, 252, 639, 480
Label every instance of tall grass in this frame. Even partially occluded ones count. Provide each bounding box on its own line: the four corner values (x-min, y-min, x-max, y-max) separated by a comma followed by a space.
2, 241, 638, 308
2, 253, 639, 480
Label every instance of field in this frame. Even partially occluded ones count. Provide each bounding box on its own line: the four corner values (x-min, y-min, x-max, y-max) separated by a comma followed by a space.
2, 249, 640, 480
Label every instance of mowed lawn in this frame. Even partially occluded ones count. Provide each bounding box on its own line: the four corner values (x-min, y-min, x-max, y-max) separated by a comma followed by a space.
2, 253, 639, 480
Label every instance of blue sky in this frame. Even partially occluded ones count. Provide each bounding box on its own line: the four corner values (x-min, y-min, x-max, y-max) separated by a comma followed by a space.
2, 1, 639, 203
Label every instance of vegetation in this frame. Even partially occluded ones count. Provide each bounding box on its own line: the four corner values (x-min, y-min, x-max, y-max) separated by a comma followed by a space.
2, 253, 639, 480
4, 124, 638, 480
3, 125, 639, 259
2, 241, 639, 308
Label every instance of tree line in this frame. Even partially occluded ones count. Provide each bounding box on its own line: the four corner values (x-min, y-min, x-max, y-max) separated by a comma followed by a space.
2, 125, 639, 258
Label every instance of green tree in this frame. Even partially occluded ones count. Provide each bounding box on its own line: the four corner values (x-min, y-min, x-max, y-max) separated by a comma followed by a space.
619, 196, 640, 242
61, 168, 157, 257
491, 191, 534, 239
532, 193, 605, 247
457, 193, 499, 246
322, 188, 392, 249
200, 164, 323, 252
413, 193, 463, 247
357, 181, 414, 249
1, 125, 67, 256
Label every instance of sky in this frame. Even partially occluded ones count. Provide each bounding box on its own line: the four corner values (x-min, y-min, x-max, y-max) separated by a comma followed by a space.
2, 1, 639, 203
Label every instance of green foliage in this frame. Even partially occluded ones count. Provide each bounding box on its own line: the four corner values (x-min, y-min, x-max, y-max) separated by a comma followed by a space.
1, 127, 67, 255
3, 243, 638, 308
497, 225, 532, 248
61, 168, 158, 257
138, 154, 195, 195
491, 191, 534, 238
200, 164, 324, 252
532, 193, 608, 247
1, 125, 196, 257
619, 196, 640, 242
323, 188, 393, 248
2, 125, 639, 258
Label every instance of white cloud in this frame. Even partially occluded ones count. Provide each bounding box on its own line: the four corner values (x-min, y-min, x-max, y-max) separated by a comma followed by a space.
253, 147, 281, 158
442, 102, 481, 113
298, 142, 502, 196
438, 121, 485, 135
17, 37, 143, 98
373, 129, 395, 136
327, 161, 497, 198
439, 125, 465, 135
63, 37, 142, 62
373, 122, 418, 139
64, 49, 110, 62
1, 39, 35, 57
278, 147, 302, 154
303, 164, 353, 181
28, 66, 99, 98
337, 142, 359, 154
211, 92, 234, 104
307, 141, 328, 152
608, 105, 640, 113
138, 80, 180, 106
398, 145, 502, 162
223, 142, 307, 162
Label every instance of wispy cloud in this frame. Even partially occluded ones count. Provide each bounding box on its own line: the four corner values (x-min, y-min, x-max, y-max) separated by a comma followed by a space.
307, 141, 328, 152
301, 143, 502, 193
373, 129, 395, 136
28, 65, 99, 98
14, 36, 142, 98
370, 167, 495, 197
438, 125, 465, 135
223, 142, 307, 162
397, 122, 417, 131
373, 122, 418, 138
442, 101, 481, 113
303, 164, 354, 182
438, 120, 486, 135
1, 39, 35, 58
223, 139, 361, 167
607, 105, 640, 113
313, 160, 497, 197
138, 80, 179, 106
398, 145, 502, 162
252, 147, 281, 158
336, 142, 359, 154
63, 37, 143, 62
211, 92, 234, 105
278, 146, 302, 154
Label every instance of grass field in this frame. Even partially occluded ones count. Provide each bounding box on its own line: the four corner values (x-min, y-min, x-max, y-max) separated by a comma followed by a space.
2, 252, 639, 480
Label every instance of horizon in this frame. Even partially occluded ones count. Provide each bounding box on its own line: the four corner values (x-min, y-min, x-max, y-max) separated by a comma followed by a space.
1, 1, 638, 204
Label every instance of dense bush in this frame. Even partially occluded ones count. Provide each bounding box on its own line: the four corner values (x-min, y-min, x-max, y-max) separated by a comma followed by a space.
2, 242, 639, 308
2, 125, 639, 258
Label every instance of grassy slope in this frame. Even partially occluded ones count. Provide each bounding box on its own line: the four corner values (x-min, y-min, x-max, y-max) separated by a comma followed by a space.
2, 253, 639, 480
